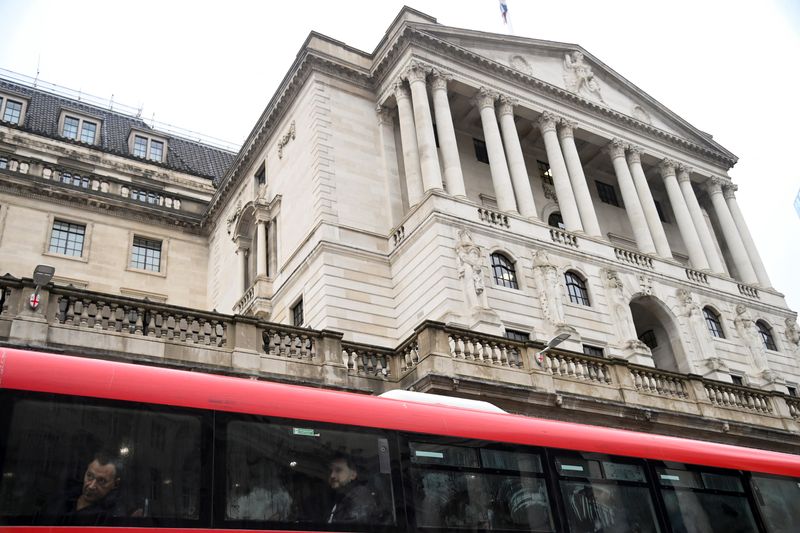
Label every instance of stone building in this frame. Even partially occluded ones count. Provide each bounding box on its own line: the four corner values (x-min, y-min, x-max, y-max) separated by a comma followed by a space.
1, 7, 799, 453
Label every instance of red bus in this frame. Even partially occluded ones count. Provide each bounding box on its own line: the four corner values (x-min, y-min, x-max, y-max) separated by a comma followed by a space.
1, 347, 799, 532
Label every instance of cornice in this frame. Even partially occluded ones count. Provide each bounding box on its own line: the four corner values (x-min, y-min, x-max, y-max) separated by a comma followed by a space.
376, 26, 737, 169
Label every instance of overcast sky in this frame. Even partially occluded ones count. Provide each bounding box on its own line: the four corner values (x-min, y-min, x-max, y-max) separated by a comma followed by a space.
1, 0, 798, 311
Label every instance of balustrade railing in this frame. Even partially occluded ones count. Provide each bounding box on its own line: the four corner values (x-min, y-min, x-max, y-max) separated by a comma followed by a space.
391, 225, 405, 247
477, 207, 510, 228
704, 382, 772, 413
614, 248, 654, 269
398, 336, 420, 372
449, 332, 523, 367
541, 351, 612, 384
342, 342, 392, 377
550, 228, 578, 248
737, 284, 760, 299
787, 398, 800, 419
262, 327, 317, 360
685, 268, 709, 285
630, 368, 689, 398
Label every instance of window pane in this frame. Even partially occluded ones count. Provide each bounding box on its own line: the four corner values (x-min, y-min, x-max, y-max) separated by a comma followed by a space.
751, 474, 800, 533
565, 272, 590, 306
62, 116, 80, 139
49, 220, 86, 257
491, 253, 518, 289
661, 489, 758, 533
3, 100, 23, 124
149, 140, 164, 162
80, 121, 97, 144
560, 481, 659, 532
224, 419, 395, 528
473, 138, 489, 164
133, 136, 148, 158
0, 393, 204, 525
130, 237, 162, 272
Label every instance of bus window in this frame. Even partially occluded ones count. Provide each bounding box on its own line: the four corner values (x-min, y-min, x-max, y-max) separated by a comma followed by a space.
656, 465, 758, 533
749, 474, 800, 533
0, 392, 206, 527
408, 441, 554, 531
555, 453, 660, 533
223, 416, 395, 530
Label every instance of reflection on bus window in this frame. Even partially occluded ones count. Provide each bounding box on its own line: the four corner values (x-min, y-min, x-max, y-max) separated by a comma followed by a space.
556, 454, 660, 533
0, 395, 203, 526
750, 474, 800, 533
224, 418, 394, 529
409, 442, 554, 531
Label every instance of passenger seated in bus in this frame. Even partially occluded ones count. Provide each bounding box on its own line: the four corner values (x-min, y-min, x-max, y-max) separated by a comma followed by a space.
326, 453, 377, 524
44, 451, 126, 523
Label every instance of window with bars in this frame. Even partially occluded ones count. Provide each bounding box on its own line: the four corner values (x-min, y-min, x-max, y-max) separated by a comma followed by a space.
491, 253, 518, 289
130, 236, 162, 272
292, 299, 304, 326
48, 220, 85, 257
565, 271, 589, 306
537, 160, 553, 184
595, 180, 620, 207
582, 345, 604, 357
703, 307, 725, 338
473, 138, 489, 164
756, 320, 777, 351
504, 329, 529, 342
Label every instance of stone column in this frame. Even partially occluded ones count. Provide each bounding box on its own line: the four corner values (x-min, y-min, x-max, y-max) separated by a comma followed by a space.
406, 65, 443, 192
394, 82, 423, 206
558, 120, 600, 236
476, 88, 518, 214
236, 241, 249, 294
497, 96, 537, 218
607, 139, 656, 254
538, 112, 582, 232
256, 220, 267, 277
376, 105, 404, 224
676, 166, 725, 274
430, 71, 466, 198
708, 178, 759, 284
267, 219, 278, 277
724, 184, 771, 287
658, 160, 709, 270
626, 146, 671, 258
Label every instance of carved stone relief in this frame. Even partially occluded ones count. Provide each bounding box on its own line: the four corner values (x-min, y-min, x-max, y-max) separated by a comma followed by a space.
734, 304, 770, 374
542, 182, 559, 203
638, 275, 653, 296
602, 269, 644, 352
676, 288, 716, 364
563, 51, 605, 103
632, 105, 652, 125
786, 317, 800, 350
455, 228, 488, 310
277, 120, 296, 159
509, 55, 533, 75
531, 250, 572, 335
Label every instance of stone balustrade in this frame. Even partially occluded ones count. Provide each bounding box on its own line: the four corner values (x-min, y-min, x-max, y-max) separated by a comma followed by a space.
0, 153, 31, 174
477, 207, 510, 228
614, 247, 654, 269
685, 268, 709, 285
1, 279, 798, 443
391, 225, 405, 247
550, 228, 578, 248
737, 284, 760, 299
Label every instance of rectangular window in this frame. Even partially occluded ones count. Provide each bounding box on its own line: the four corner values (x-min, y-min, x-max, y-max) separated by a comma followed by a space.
537, 160, 553, 185
62, 116, 80, 140
596, 181, 620, 207
149, 140, 164, 162
133, 135, 148, 158
80, 120, 97, 144
582, 345, 604, 357
292, 299, 304, 326
654, 200, 668, 223
48, 220, 86, 257
505, 329, 529, 342
130, 236, 162, 272
254, 163, 266, 187
788, 386, 798, 397
473, 138, 489, 164
2, 99, 23, 124
730, 375, 744, 386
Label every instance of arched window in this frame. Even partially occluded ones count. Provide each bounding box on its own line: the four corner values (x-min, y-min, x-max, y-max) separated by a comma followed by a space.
565, 271, 589, 306
548, 211, 565, 229
491, 253, 518, 289
756, 320, 777, 351
703, 307, 725, 338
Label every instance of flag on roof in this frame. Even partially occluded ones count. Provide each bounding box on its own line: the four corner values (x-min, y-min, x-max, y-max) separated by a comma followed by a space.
499, 0, 509, 24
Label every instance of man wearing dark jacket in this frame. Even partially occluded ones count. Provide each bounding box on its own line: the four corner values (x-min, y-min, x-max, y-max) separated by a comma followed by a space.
326, 453, 376, 524
45, 452, 123, 524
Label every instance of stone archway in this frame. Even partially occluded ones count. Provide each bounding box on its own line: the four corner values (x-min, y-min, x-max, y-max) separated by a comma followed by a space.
629, 295, 688, 373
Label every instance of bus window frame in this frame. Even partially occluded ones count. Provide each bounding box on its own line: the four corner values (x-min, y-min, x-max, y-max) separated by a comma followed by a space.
0, 389, 214, 529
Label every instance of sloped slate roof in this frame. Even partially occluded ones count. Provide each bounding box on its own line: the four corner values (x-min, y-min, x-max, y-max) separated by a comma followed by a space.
0, 79, 236, 182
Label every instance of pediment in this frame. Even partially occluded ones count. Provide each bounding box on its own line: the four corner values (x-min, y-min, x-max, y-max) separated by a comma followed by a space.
410, 25, 731, 160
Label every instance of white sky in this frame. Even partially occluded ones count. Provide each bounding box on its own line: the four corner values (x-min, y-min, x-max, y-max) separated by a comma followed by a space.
1, 0, 798, 311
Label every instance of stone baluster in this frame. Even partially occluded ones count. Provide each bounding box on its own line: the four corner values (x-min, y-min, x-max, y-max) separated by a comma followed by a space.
707, 178, 758, 284
558, 119, 601, 236
497, 97, 537, 218
394, 82, 424, 206
476, 88, 518, 214
538, 112, 582, 231
723, 184, 771, 287
658, 159, 710, 270
676, 166, 725, 274
430, 71, 466, 198
627, 146, 672, 258
607, 139, 656, 254
406, 64, 443, 192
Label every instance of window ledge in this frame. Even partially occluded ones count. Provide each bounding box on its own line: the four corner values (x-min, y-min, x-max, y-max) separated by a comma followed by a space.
42, 250, 88, 264
125, 265, 166, 278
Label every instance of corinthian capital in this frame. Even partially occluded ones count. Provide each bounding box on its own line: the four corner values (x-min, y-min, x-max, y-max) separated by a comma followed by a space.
497, 95, 517, 117
605, 138, 627, 159
557, 119, 577, 140
626, 145, 643, 165
430, 69, 451, 91
658, 158, 678, 178
393, 81, 411, 101
707, 176, 724, 195
475, 87, 497, 110
722, 182, 738, 200
537, 111, 559, 133
405, 63, 429, 84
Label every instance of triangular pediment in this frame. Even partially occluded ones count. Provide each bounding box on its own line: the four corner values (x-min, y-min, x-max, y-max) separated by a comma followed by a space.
405, 24, 733, 162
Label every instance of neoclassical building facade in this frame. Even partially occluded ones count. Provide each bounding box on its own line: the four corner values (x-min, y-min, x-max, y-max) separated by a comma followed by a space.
1, 7, 799, 453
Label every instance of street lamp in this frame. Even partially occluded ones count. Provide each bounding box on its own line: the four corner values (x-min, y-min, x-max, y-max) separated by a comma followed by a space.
30, 264, 55, 310
535, 332, 571, 365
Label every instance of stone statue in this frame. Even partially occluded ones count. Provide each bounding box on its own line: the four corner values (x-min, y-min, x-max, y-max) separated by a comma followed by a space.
786, 317, 800, 347
603, 269, 639, 348
455, 229, 488, 310
563, 51, 605, 103
734, 304, 769, 373
676, 288, 716, 363
532, 250, 566, 328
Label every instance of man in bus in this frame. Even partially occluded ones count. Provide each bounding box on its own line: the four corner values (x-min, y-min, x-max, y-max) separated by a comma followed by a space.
326, 453, 377, 524
45, 451, 125, 523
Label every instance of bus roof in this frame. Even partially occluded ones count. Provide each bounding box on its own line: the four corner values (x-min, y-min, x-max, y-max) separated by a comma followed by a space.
2, 348, 799, 477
